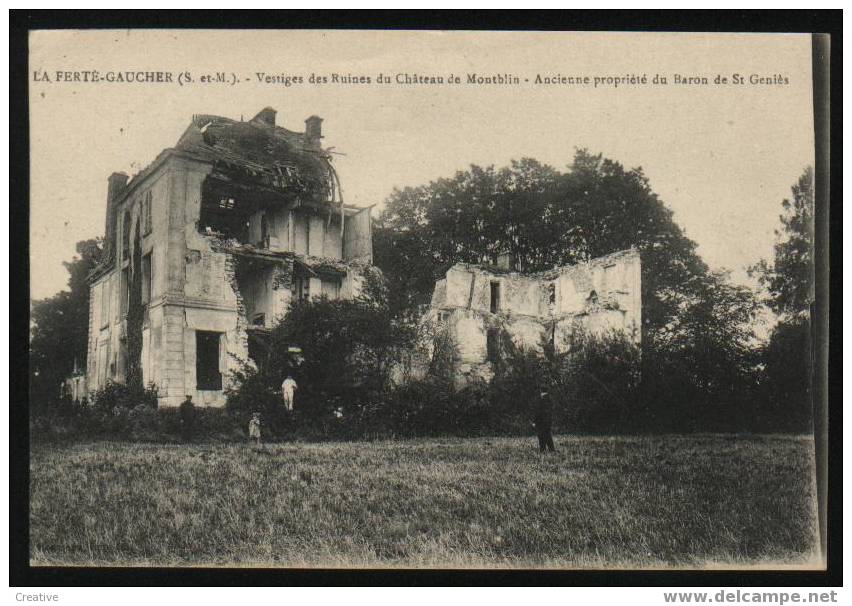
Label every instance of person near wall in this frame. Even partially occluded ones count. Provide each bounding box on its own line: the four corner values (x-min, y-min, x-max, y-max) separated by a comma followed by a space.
179, 395, 196, 442
534, 390, 556, 453
281, 375, 298, 411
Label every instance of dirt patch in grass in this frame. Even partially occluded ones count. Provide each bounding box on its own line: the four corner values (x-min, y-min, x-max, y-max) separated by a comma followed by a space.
29, 434, 820, 568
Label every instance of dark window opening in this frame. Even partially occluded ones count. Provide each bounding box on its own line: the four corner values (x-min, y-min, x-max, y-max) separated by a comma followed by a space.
490, 281, 501, 313
293, 276, 310, 301
548, 283, 556, 305
120, 268, 130, 317
247, 333, 270, 369
199, 196, 250, 241
252, 313, 266, 326
141, 253, 152, 305
121, 211, 132, 260
486, 328, 500, 363
196, 331, 222, 390
142, 191, 153, 235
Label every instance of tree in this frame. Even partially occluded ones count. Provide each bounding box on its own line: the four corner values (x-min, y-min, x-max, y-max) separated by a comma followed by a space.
750, 167, 814, 320
756, 320, 812, 432
63, 238, 103, 369
226, 270, 418, 432
375, 151, 709, 341
642, 270, 762, 431
559, 151, 710, 341
30, 238, 102, 404
750, 167, 815, 432
374, 159, 565, 314
374, 150, 763, 430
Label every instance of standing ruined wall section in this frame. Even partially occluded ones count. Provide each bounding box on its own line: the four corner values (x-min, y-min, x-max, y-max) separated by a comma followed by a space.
426, 249, 642, 386
343, 208, 373, 263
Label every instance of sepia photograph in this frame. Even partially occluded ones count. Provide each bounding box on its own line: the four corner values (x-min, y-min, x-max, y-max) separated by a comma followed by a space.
23, 27, 827, 573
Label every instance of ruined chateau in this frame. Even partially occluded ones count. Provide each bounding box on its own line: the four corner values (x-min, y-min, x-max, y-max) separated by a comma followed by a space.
83, 106, 643, 406
426, 249, 641, 385
86, 108, 373, 407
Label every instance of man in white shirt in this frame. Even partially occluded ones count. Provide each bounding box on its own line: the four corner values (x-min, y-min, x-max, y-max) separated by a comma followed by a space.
281, 375, 298, 411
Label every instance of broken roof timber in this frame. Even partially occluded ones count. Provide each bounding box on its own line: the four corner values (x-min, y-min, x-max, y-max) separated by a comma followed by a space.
226, 245, 296, 263
223, 245, 348, 279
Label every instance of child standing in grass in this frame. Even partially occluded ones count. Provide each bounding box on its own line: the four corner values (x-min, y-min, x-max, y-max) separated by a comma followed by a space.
248, 412, 263, 446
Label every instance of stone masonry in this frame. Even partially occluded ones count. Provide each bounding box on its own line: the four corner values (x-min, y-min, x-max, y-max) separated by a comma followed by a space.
426, 249, 642, 385
86, 108, 374, 407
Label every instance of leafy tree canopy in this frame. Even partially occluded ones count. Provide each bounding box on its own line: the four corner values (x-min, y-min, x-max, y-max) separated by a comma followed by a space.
749, 166, 814, 320
375, 149, 710, 341
30, 238, 103, 402
227, 269, 419, 420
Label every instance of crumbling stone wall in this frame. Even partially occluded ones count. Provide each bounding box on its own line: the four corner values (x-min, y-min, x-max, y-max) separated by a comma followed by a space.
428, 248, 641, 387
175, 230, 250, 407
223, 251, 249, 370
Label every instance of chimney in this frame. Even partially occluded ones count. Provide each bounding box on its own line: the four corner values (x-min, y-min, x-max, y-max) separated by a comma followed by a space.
252, 107, 277, 127
496, 251, 516, 271
104, 172, 129, 257
305, 115, 323, 147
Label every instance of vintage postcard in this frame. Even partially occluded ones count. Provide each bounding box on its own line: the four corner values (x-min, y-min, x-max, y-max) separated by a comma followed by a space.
27, 29, 823, 570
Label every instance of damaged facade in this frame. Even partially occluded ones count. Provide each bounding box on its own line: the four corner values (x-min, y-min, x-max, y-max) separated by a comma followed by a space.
86, 108, 374, 407
426, 249, 641, 385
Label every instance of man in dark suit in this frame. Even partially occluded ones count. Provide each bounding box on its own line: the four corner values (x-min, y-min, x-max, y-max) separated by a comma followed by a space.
534, 390, 556, 453
179, 395, 196, 442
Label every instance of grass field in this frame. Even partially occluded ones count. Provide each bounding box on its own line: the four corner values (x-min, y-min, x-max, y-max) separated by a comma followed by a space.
30, 434, 820, 568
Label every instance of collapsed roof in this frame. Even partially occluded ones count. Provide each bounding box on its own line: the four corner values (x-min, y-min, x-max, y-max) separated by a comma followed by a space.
89, 108, 347, 282
175, 108, 335, 204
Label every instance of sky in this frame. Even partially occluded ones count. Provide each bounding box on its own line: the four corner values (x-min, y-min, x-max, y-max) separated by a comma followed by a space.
29, 30, 814, 300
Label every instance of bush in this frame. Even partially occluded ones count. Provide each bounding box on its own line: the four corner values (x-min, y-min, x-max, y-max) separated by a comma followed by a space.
753, 318, 813, 433
90, 380, 158, 413
381, 378, 458, 437
226, 272, 419, 435
30, 387, 245, 443
157, 406, 246, 442
555, 330, 642, 432
127, 404, 160, 441
224, 360, 291, 437
488, 328, 642, 435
